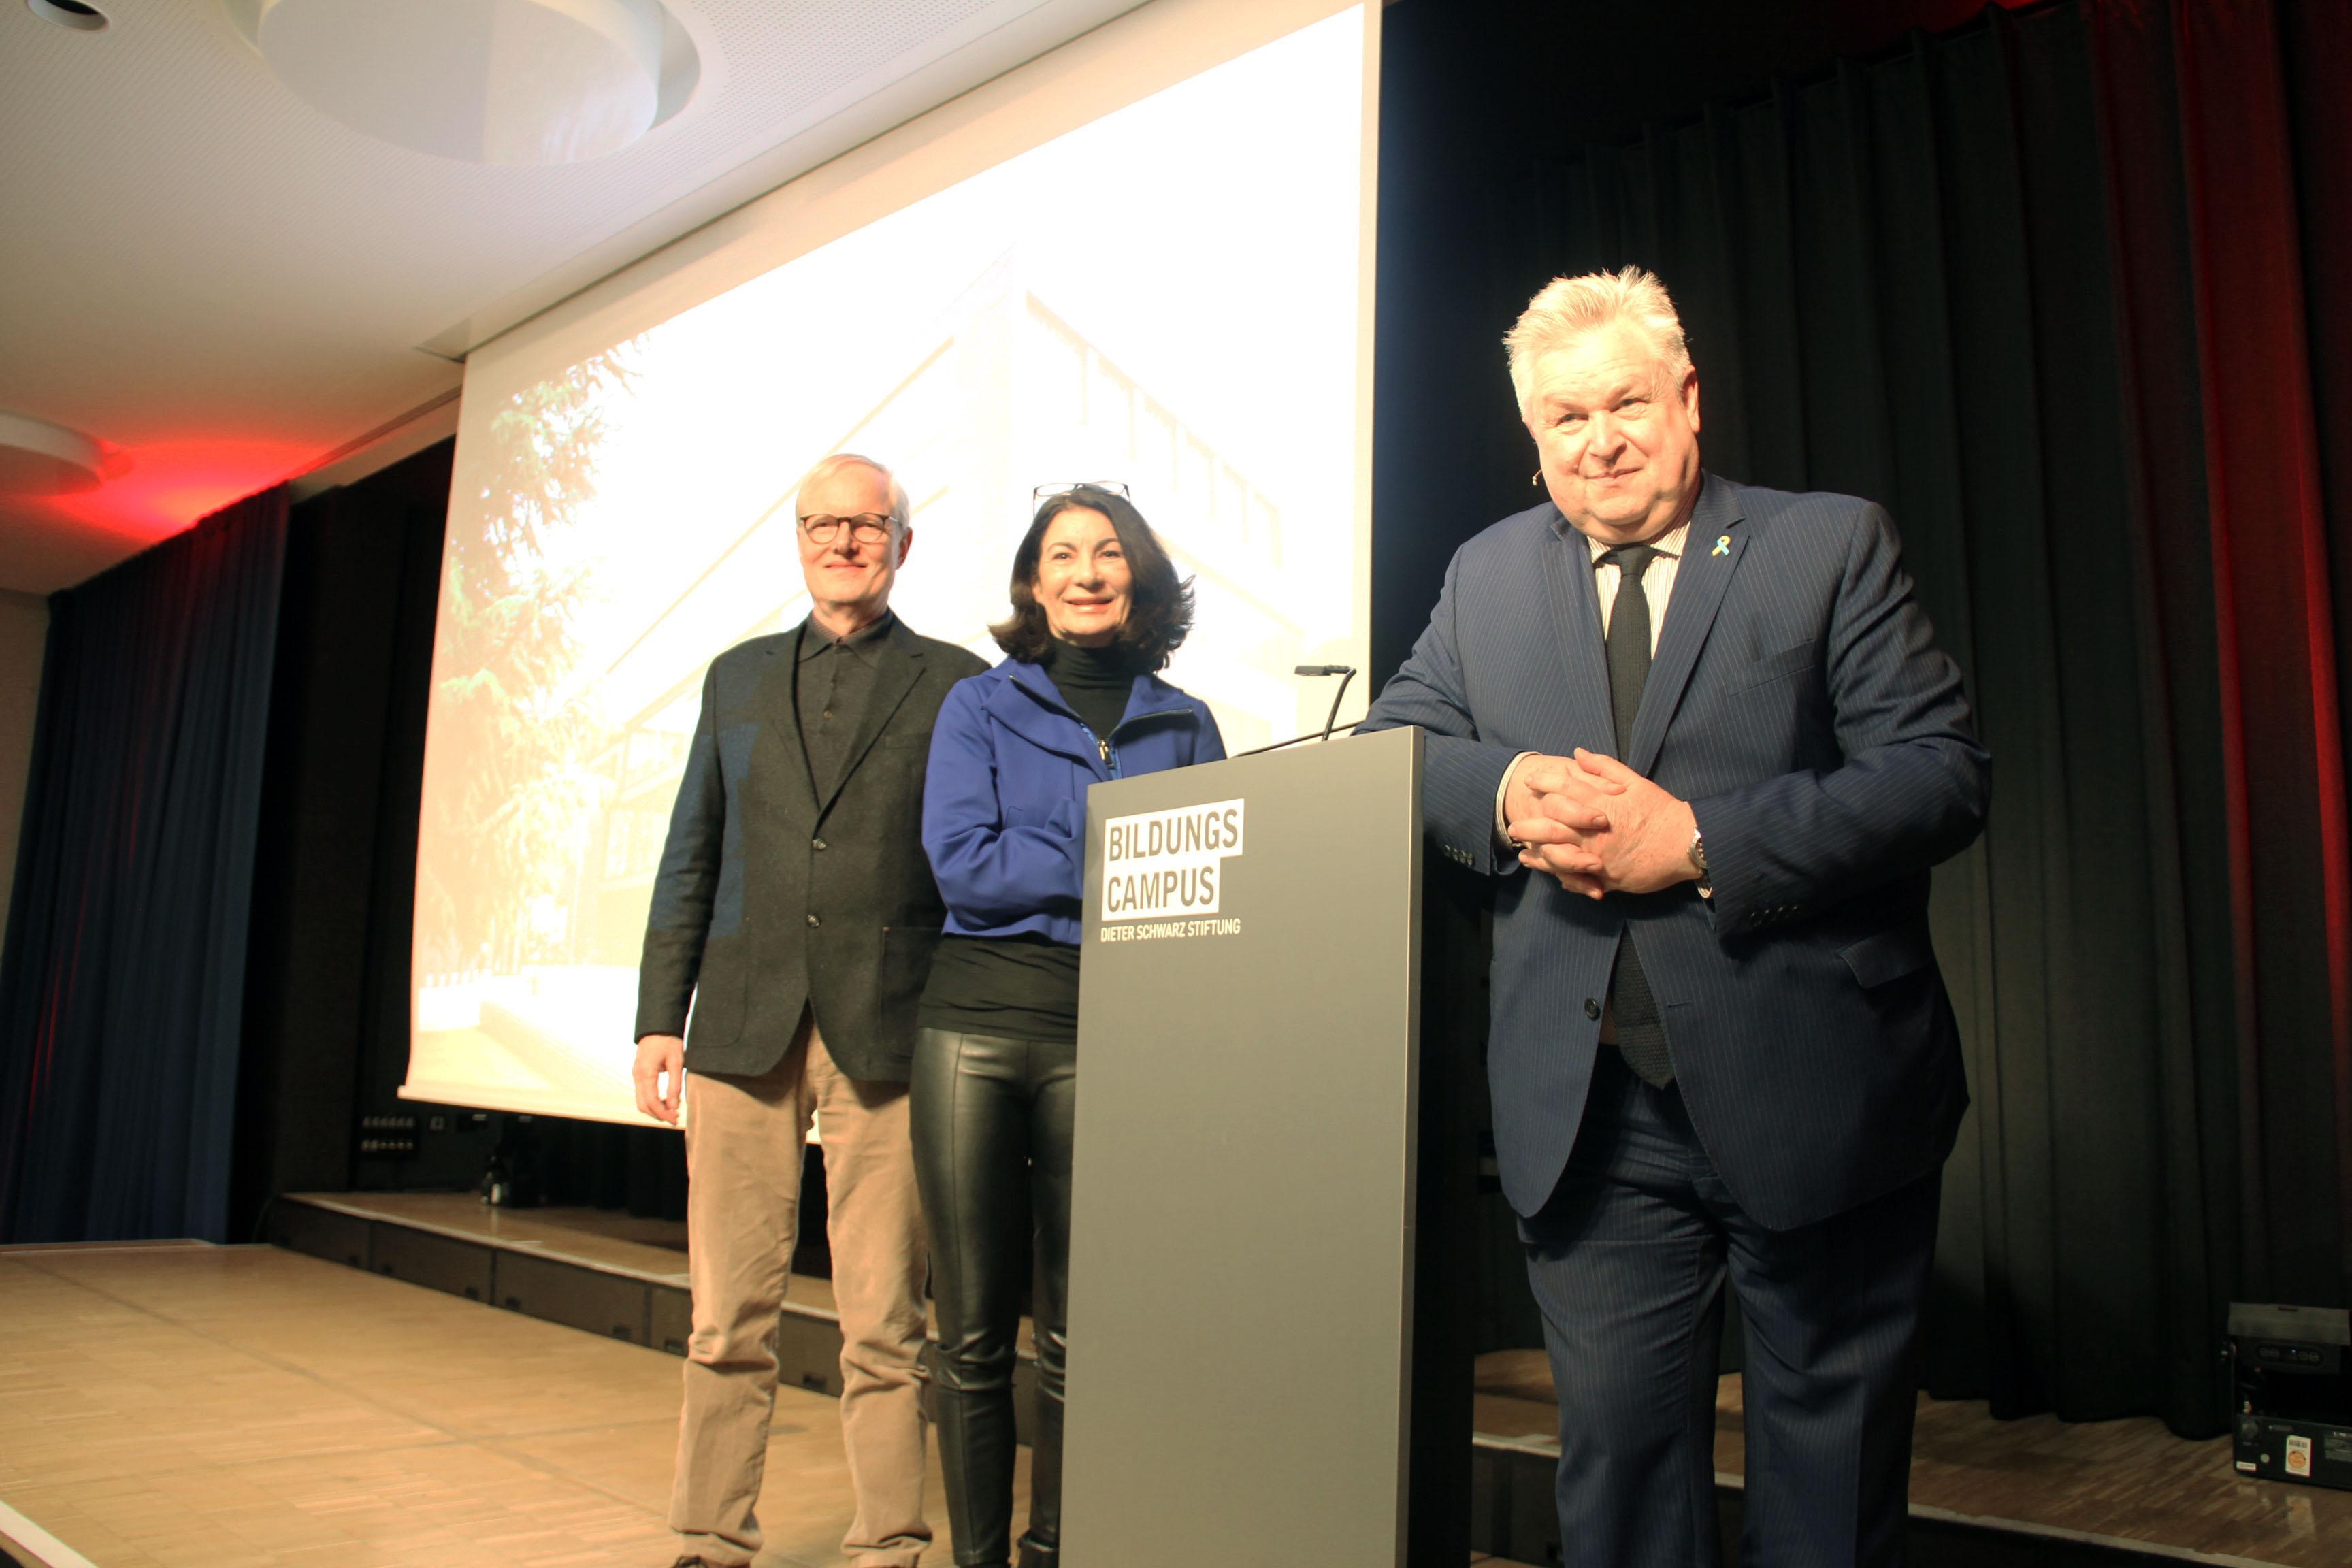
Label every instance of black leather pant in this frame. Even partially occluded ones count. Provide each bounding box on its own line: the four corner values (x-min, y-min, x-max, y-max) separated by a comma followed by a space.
911, 1027, 1077, 1568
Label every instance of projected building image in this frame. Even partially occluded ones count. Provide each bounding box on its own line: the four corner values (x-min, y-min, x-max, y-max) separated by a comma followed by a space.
408, 255, 1328, 1120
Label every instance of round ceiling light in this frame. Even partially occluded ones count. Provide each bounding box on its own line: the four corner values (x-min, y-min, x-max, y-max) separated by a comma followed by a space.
0, 411, 110, 497
27, 0, 110, 31
237, 0, 700, 165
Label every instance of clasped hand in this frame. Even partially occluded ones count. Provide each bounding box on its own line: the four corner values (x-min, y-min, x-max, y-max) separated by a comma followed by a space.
1504, 748, 1699, 898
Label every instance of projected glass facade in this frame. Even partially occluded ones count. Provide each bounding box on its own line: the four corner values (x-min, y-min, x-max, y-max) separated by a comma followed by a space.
407, 5, 1369, 1121
417, 261, 1318, 1113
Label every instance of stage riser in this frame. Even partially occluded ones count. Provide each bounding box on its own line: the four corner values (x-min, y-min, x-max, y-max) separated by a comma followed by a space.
266, 1197, 1039, 1443
370, 1222, 492, 1303
497, 1251, 655, 1343
270, 1198, 368, 1270
1471, 1445, 2195, 1567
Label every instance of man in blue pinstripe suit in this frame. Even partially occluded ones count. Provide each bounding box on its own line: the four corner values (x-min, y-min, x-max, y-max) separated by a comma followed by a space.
1361, 268, 1989, 1567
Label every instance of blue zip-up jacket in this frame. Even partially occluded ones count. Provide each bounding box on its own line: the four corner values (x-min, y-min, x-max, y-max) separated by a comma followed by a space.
923, 655, 1226, 945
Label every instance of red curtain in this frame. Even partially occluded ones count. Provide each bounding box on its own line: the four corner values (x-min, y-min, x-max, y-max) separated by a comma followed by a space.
2092, 0, 2352, 1307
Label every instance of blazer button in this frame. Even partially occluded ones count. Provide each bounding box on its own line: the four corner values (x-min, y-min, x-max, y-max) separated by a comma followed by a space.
812, 838, 826, 851
806, 913, 820, 928
1584, 998, 1601, 1020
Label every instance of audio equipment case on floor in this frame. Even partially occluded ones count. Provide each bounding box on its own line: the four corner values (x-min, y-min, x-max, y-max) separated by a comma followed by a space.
2230, 1301, 2352, 1492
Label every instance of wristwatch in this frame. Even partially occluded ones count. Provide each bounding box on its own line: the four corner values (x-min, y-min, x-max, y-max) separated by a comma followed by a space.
1688, 824, 1712, 896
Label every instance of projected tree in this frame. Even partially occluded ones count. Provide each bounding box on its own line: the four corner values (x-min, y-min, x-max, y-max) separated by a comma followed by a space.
418, 348, 636, 979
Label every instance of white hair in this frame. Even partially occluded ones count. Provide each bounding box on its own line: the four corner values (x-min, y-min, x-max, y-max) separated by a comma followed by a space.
1503, 266, 1694, 421
795, 451, 911, 527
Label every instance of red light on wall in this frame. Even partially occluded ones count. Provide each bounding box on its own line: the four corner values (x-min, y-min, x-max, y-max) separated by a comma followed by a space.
45, 436, 316, 548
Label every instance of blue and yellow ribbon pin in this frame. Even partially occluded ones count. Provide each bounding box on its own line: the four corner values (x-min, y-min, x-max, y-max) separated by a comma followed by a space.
1712, 534, 1731, 557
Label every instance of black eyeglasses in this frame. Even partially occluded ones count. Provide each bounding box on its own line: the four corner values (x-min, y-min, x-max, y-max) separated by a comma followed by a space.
798, 512, 894, 544
1032, 481, 1130, 504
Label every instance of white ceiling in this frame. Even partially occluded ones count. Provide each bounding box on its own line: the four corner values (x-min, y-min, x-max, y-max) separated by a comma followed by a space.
0, 0, 1141, 593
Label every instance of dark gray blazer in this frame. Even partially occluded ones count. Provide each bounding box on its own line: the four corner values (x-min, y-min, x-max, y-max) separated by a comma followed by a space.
1362, 474, 1991, 1230
635, 616, 989, 1082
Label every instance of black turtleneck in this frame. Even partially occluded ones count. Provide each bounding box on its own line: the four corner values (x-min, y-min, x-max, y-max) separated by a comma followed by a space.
1045, 637, 1134, 743
915, 639, 1137, 1044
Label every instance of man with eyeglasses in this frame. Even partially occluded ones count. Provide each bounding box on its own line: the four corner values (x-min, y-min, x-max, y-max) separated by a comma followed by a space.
635, 452, 987, 1568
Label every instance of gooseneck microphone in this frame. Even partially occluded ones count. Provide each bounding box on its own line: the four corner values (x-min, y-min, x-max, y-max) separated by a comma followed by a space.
1294, 663, 1358, 743
1231, 665, 1365, 757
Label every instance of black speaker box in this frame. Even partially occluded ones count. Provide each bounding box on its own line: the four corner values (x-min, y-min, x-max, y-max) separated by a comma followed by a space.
2230, 1301, 2352, 1491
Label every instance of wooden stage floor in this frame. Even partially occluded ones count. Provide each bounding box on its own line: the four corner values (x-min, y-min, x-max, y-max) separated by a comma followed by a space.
0, 1241, 1024, 1568
1472, 1352, 2352, 1567
0, 1238, 1522, 1568
5, 1230, 2349, 1566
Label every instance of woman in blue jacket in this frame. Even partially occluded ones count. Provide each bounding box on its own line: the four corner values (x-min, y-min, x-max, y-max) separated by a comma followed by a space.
916, 484, 1223, 1568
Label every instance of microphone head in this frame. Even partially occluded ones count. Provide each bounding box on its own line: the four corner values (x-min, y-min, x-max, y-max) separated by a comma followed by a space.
1293, 664, 1357, 677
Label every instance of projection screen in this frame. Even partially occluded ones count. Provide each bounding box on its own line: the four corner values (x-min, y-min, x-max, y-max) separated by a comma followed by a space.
405, 0, 1378, 1123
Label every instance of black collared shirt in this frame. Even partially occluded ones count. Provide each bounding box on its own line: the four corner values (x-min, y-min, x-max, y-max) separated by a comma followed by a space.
797, 610, 894, 793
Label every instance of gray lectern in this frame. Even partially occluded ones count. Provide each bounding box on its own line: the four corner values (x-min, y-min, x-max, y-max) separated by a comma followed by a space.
1062, 724, 1470, 1567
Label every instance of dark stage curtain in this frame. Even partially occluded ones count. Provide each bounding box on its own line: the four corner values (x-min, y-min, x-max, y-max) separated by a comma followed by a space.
1375, 0, 2351, 1437
2091, 0, 2352, 1341
230, 439, 691, 1232
0, 489, 289, 1243
238, 449, 455, 1230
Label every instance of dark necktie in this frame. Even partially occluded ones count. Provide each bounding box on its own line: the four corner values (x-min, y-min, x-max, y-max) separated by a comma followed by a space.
1601, 544, 1673, 1088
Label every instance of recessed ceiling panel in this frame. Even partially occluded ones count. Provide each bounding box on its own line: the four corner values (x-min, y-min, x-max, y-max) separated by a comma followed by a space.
249, 0, 676, 165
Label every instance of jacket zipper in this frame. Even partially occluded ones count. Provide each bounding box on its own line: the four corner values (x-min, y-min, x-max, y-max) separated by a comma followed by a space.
1079, 723, 1122, 779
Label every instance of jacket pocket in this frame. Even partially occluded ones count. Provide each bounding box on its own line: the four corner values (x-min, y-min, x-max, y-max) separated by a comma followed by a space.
1731, 638, 1821, 693
1839, 922, 1936, 990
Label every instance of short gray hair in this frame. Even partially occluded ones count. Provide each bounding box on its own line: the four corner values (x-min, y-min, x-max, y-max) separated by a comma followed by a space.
1503, 267, 1693, 421
795, 451, 911, 527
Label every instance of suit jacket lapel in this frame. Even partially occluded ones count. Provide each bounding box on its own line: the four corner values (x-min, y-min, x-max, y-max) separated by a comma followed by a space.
1538, 508, 1618, 755
770, 625, 819, 813
1629, 475, 1747, 775
814, 619, 925, 821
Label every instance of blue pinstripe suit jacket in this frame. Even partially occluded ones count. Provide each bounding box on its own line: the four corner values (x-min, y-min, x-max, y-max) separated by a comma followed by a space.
1361, 474, 1989, 1230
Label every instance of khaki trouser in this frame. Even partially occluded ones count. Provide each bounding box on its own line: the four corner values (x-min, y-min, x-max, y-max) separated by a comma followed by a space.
672, 1016, 932, 1567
